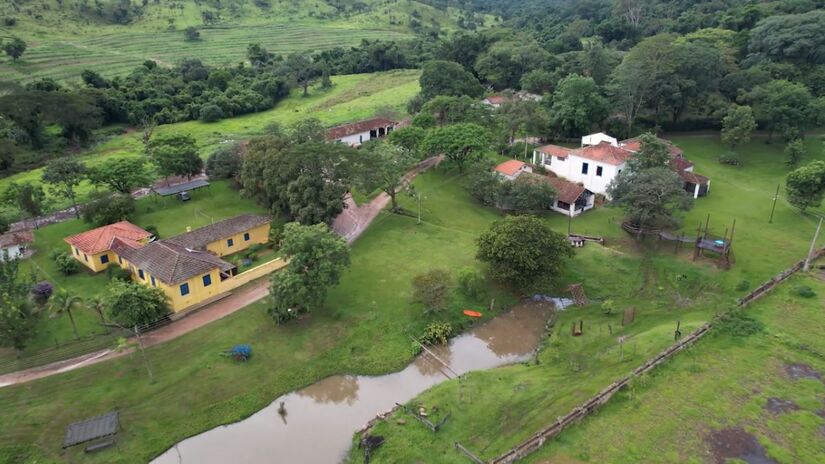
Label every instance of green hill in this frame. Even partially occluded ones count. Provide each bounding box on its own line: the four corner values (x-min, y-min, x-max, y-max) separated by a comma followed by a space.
0, 0, 489, 82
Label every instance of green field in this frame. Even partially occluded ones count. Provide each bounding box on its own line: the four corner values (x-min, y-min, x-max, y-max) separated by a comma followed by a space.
0, 69, 421, 218
0, 0, 486, 83
346, 133, 825, 463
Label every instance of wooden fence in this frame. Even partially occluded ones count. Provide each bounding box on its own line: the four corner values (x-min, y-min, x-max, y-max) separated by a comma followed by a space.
488, 247, 825, 464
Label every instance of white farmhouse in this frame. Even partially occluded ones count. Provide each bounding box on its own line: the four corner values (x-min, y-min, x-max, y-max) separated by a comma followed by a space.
0, 230, 33, 261
326, 118, 397, 147
533, 133, 710, 199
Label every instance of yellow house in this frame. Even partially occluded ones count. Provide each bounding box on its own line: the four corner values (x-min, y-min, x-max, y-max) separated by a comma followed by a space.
64, 221, 153, 273
64, 215, 272, 313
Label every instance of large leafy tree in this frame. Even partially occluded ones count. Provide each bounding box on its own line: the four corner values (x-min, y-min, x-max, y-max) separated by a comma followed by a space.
146, 133, 203, 181
721, 105, 757, 150
476, 215, 573, 290
421, 123, 490, 172
608, 167, 693, 229
0, 255, 36, 352
387, 126, 428, 155
745, 80, 814, 141
475, 40, 551, 89
268, 223, 350, 323
548, 74, 608, 137
420, 96, 488, 127
626, 133, 671, 172
357, 143, 417, 211
3, 37, 27, 61
284, 52, 317, 97
785, 161, 825, 212
2, 182, 45, 227
748, 11, 825, 65
106, 280, 170, 327
419, 60, 483, 101
87, 157, 153, 194
41, 158, 86, 218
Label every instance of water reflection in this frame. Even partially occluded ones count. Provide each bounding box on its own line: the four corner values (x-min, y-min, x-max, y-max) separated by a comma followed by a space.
152, 302, 553, 464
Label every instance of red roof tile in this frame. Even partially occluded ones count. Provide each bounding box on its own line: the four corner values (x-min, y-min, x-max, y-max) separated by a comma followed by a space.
326, 118, 397, 140
620, 137, 684, 157
543, 175, 587, 204
535, 144, 572, 158
0, 230, 33, 248
670, 157, 694, 171
484, 95, 507, 105
64, 221, 151, 255
495, 160, 527, 177
571, 142, 633, 165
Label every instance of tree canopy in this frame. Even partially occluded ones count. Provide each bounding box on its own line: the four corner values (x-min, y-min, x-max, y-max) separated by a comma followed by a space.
421, 123, 490, 172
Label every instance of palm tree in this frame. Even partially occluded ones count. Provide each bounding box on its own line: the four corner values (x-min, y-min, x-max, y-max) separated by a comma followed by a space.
49, 289, 83, 340
86, 296, 109, 333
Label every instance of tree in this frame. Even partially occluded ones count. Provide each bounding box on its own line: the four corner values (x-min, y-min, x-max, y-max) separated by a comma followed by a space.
86, 297, 108, 332
48, 289, 83, 340
357, 143, 417, 211
549, 74, 608, 137
82, 192, 135, 226
147, 133, 203, 181
608, 167, 693, 229
87, 157, 152, 194
2, 182, 45, 228
388, 126, 428, 155
785, 139, 806, 167
420, 95, 488, 127
205, 143, 242, 179
268, 223, 350, 323
284, 52, 316, 97
184, 26, 200, 41
198, 103, 224, 122
0, 255, 36, 352
721, 105, 757, 150
748, 12, 825, 65
505, 175, 557, 213
421, 123, 490, 172
475, 40, 552, 89
3, 37, 26, 61
496, 100, 550, 143
419, 60, 483, 101
476, 215, 573, 290
520, 69, 556, 95
785, 161, 825, 211
41, 158, 86, 219
745, 80, 813, 141
287, 118, 326, 145
106, 280, 170, 327
411, 269, 451, 313
626, 133, 671, 172
81, 70, 109, 88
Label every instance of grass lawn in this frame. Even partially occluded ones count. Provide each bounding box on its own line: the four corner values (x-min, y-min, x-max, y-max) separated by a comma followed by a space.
525, 273, 825, 464
0, 168, 517, 464
4, 180, 266, 357
0, 69, 421, 217
343, 133, 825, 463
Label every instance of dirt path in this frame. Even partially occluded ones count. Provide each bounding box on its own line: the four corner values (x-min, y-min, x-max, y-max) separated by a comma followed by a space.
0, 158, 442, 388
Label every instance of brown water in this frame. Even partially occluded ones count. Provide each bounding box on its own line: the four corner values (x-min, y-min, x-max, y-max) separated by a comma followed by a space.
151, 302, 553, 464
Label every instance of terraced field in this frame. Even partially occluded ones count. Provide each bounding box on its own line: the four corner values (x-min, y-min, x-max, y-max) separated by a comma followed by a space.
0, 22, 410, 83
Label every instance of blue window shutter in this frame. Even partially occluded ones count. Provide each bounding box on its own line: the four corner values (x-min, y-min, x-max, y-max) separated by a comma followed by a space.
101, 254, 109, 264
227, 238, 234, 247
244, 233, 250, 241
180, 283, 190, 296
203, 274, 212, 287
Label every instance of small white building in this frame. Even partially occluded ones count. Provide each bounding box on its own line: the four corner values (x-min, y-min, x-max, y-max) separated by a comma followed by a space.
533, 133, 710, 199
493, 160, 594, 217
494, 159, 533, 180
0, 230, 33, 260
327, 117, 397, 147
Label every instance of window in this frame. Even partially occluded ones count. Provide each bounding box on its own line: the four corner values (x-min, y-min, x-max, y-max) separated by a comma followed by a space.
227, 238, 234, 247
151, 276, 156, 287
118, 256, 123, 264
581, 163, 589, 175
203, 274, 212, 287
618, 169, 623, 174
138, 269, 145, 280
100, 254, 109, 264
180, 283, 190, 296
596, 166, 603, 177
243, 232, 250, 241
74, 247, 79, 256
83, 254, 88, 262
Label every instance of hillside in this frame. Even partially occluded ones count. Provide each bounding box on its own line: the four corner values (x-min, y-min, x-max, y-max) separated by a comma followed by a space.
0, 0, 489, 82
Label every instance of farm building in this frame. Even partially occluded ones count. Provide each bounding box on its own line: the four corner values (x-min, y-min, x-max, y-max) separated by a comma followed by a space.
0, 230, 34, 261
493, 160, 595, 217
327, 117, 397, 147
533, 134, 710, 199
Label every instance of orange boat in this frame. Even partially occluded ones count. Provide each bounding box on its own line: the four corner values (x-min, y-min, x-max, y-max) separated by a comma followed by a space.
463, 310, 483, 318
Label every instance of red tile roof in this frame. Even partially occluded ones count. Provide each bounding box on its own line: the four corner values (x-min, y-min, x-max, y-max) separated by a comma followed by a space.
542, 175, 588, 204
620, 137, 684, 157
484, 95, 507, 105
0, 230, 33, 248
676, 170, 709, 185
326, 118, 397, 140
64, 222, 151, 255
495, 160, 527, 177
571, 142, 633, 165
670, 157, 694, 172
535, 144, 572, 158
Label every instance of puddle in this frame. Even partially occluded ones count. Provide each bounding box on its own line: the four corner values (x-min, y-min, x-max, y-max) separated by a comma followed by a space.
765, 397, 799, 415
152, 302, 554, 464
784, 363, 822, 381
707, 427, 777, 464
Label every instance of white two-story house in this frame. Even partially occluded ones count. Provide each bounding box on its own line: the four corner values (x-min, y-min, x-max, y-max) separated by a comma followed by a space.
533, 133, 709, 199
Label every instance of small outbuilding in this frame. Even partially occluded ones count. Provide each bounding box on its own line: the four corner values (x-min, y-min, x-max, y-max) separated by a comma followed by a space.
62, 411, 119, 451
0, 230, 33, 260
327, 118, 397, 147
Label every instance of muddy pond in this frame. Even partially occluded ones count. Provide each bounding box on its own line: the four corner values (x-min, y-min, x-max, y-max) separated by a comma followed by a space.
151, 302, 557, 464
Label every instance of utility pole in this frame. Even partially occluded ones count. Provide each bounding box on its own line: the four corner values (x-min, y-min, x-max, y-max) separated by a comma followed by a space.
803, 217, 823, 272
769, 184, 779, 224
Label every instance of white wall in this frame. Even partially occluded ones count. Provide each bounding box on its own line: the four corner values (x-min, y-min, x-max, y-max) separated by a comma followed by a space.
337, 131, 371, 147
532, 150, 622, 196
0, 244, 23, 261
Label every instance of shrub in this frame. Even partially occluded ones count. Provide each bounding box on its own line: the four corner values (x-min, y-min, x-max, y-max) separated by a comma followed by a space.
30, 281, 53, 305
457, 266, 484, 299
794, 285, 816, 298
107, 266, 133, 282
53, 252, 80, 275
718, 153, 740, 166
412, 269, 451, 313
82, 192, 135, 227
199, 103, 225, 123
106, 280, 170, 327
420, 321, 453, 345
716, 310, 765, 337
144, 225, 159, 239
205, 143, 242, 179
